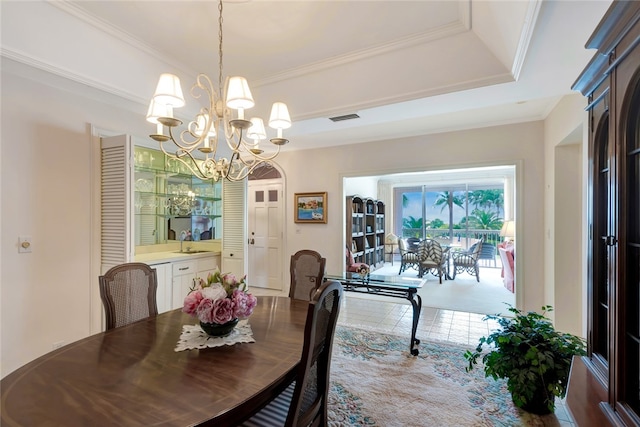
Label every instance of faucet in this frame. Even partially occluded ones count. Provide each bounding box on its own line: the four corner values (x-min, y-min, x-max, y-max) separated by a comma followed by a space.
179, 230, 189, 252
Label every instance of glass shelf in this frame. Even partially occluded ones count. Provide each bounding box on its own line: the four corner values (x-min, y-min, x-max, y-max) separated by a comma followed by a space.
134, 146, 222, 245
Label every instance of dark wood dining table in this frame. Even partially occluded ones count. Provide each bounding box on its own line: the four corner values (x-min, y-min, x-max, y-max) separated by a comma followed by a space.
0, 296, 308, 427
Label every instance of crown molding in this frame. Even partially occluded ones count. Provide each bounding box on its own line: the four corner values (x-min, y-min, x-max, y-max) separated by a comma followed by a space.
48, 0, 196, 77
511, 0, 543, 81
254, 20, 470, 88
1, 47, 148, 107
292, 72, 514, 122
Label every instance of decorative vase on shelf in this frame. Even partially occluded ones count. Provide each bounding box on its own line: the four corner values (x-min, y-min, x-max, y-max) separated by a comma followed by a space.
199, 318, 239, 337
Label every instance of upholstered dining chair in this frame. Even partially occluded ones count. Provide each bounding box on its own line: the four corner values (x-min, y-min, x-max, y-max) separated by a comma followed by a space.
398, 238, 420, 275
98, 262, 158, 330
289, 249, 326, 301
498, 247, 515, 292
240, 280, 343, 427
345, 245, 369, 275
451, 239, 483, 282
417, 239, 448, 283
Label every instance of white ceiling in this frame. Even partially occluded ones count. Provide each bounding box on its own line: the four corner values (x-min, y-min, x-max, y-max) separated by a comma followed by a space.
1, 0, 612, 154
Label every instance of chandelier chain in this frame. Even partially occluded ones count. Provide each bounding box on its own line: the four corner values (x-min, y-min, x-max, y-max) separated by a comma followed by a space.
218, 0, 224, 96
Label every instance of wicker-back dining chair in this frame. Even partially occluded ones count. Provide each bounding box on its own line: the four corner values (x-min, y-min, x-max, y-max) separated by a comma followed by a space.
99, 262, 158, 330
240, 280, 344, 427
289, 249, 326, 301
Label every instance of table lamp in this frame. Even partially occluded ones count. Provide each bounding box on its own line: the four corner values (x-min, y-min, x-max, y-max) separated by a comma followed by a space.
500, 220, 515, 242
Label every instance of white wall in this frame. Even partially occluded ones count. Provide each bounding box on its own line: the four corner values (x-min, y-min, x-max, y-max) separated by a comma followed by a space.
1, 65, 151, 377
543, 93, 588, 337
344, 176, 378, 200
275, 120, 546, 314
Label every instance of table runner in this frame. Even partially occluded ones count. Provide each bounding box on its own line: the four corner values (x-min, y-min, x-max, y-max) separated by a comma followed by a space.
175, 319, 255, 351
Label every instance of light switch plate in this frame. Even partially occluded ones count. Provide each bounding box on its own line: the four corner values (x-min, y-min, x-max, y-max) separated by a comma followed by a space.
19, 236, 32, 253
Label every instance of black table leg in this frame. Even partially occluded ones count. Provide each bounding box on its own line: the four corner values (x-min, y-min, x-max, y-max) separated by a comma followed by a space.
407, 290, 422, 356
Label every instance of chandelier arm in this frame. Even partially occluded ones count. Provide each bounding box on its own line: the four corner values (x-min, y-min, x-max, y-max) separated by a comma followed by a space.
228, 127, 282, 162
162, 117, 206, 153
234, 145, 282, 165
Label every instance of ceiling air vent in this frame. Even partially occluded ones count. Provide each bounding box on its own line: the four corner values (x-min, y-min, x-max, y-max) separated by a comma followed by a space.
329, 113, 360, 122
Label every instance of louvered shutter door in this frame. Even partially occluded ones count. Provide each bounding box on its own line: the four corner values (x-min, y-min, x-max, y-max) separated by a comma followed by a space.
100, 135, 134, 272
222, 179, 246, 277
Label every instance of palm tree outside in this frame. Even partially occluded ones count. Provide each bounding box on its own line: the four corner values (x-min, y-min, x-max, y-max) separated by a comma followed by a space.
433, 191, 464, 239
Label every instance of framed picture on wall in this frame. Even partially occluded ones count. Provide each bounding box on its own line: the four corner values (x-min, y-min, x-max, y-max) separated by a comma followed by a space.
294, 192, 327, 223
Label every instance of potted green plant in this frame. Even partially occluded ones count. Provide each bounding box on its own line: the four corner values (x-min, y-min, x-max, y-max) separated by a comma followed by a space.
464, 305, 586, 415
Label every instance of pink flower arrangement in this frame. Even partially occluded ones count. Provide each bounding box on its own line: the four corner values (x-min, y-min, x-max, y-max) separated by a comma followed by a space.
182, 268, 257, 324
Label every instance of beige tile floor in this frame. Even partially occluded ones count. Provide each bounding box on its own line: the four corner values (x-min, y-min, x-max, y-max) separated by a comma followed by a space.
251, 287, 576, 426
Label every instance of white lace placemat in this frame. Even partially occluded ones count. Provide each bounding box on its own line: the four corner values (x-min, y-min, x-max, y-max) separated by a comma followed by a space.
175, 319, 255, 352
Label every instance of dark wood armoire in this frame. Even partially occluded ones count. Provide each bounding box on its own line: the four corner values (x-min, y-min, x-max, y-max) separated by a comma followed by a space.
568, 1, 640, 426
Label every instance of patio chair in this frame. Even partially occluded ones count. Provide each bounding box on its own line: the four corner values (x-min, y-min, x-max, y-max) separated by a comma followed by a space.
451, 239, 483, 282
398, 238, 419, 274
406, 237, 421, 252
478, 242, 497, 267
417, 239, 448, 283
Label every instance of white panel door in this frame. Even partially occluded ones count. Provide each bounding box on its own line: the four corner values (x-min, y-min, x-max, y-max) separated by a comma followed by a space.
248, 182, 283, 290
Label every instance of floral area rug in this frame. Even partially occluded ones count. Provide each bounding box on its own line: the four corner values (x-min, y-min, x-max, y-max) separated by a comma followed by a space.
328, 326, 562, 426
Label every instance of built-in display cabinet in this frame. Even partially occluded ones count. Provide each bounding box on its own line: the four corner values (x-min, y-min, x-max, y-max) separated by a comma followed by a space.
101, 137, 224, 324
346, 195, 385, 271
134, 146, 222, 245
567, 2, 640, 426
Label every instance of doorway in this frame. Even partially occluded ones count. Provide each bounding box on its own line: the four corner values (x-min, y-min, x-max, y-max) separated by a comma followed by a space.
344, 164, 517, 315
247, 164, 285, 290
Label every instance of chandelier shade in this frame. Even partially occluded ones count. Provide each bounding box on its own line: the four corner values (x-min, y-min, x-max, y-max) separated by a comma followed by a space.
226, 76, 255, 112
146, 0, 291, 182
269, 102, 292, 130
152, 73, 185, 108
248, 117, 267, 141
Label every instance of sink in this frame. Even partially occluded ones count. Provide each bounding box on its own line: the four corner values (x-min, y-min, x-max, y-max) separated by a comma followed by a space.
173, 250, 211, 254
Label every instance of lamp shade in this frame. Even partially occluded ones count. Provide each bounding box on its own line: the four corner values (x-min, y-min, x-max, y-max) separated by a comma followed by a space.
152, 73, 185, 108
268, 102, 292, 130
248, 117, 267, 140
226, 76, 255, 110
500, 220, 515, 239
146, 99, 173, 124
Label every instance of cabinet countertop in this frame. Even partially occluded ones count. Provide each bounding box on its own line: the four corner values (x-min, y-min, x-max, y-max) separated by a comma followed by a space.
135, 251, 221, 264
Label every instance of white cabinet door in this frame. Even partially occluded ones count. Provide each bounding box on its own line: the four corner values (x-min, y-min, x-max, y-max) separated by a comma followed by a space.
169, 256, 222, 310
172, 274, 196, 310
197, 256, 220, 281
150, 262, 172, 313
171, 260, 197, 309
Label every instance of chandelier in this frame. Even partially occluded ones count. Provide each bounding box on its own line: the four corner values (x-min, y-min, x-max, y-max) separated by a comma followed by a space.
145, 0, 291, 182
